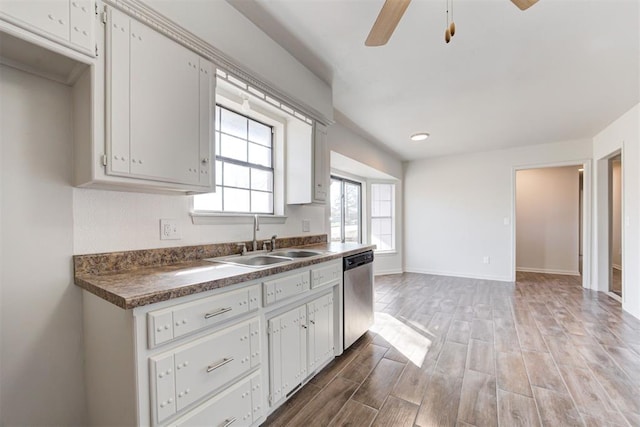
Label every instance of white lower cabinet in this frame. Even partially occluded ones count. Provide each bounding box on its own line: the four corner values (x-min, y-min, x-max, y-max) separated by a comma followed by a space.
267, 306, 307, 404
307, 293, 334, 373
263, 272, 310, 306
169, 371, 262, 427
82, 259, 343, 426
150, 317, 260, 423
268, 292, 334, 406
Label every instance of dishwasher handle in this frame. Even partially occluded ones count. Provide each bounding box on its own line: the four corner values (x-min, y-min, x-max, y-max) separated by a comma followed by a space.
344, 251, 374, 271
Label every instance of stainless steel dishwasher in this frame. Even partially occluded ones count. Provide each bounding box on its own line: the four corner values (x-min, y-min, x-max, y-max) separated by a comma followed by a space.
343, 250, 375, 349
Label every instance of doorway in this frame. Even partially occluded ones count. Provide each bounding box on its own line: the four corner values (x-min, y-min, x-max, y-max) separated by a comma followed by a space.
609, 155, 623, 298
515, 166, 583, 278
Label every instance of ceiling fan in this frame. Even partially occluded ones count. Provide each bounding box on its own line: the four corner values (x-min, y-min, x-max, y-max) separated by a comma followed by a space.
365, 0, 539, 46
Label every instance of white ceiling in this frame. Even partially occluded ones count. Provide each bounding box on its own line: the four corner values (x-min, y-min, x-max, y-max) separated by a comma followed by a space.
229, 0, 639, 161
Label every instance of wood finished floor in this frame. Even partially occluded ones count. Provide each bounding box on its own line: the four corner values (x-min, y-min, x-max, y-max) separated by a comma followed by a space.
262, 272, 640, 427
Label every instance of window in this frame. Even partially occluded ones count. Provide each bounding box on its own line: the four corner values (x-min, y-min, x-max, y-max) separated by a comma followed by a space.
330, 176, 361, 243
371, 183, 395, 251
194, 105, 274, 214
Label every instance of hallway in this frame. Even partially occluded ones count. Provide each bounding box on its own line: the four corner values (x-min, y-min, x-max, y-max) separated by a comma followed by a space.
264, 272, 640, 426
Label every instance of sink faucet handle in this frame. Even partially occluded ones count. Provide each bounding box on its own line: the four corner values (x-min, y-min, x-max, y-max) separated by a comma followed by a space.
237, 242, 247, 255
271, 234, 277, 251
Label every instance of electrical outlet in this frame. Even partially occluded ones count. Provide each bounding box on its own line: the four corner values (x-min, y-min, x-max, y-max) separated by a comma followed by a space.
483, 256, 490, 264
302, 219, 311, 232
160, 219, 180, 240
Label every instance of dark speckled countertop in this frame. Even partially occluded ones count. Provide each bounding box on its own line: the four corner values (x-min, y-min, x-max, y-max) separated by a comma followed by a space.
74, 240, 374, 309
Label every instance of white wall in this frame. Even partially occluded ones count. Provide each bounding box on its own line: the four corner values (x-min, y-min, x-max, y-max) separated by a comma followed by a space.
611, 160, 622, 268
327, 122, 403, 179
593, 103, 639, 319
404, 139, 592, 281
516, 166, 580, 275
327, 122, 404, 275
142, 0, 332, 122
0, 66, 86, 425
73, 189, 326, 254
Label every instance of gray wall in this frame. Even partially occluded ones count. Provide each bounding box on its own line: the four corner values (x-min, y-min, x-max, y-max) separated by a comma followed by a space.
0, 65, 87, 425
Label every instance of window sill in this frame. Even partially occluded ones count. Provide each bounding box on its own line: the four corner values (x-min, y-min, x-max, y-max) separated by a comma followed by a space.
191, 212, 288, 225
374, 250, 397, 256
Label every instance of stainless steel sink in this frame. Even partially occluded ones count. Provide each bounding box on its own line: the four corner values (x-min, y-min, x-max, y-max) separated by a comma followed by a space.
204, 248, 325, 268
270, 250, 324, 258
206, 254, 293, 268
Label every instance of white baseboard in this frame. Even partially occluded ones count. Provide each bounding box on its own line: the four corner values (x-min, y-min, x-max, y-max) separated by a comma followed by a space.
404, 267, 512, 282
607, 292, 622, 303
516, 267, 580, 276
374, 269, 403, 276
613, 264, 622, 271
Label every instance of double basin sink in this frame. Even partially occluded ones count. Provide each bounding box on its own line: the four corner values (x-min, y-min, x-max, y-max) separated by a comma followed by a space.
205, 249, 325, 268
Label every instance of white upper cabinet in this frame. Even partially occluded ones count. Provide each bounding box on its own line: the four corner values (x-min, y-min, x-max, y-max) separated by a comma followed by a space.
286, 121, 329, 205
0, 0, 95, 55
105, 7, 214, 191
313, 123, 329, 203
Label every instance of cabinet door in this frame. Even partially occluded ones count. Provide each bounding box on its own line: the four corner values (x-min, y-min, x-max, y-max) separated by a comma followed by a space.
308, 293, 334, 373
106, 8, 132, 175
0, 1, 69, 41
69, 0, 93, 52
313, 123, 328, 202
106, 8, 214, 189
198, 57, 214, 187
129, 19, 201, 184
268, 306, 307, 405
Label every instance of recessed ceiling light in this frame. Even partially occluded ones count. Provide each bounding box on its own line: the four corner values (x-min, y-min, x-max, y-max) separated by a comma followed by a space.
410, 132, 430, 141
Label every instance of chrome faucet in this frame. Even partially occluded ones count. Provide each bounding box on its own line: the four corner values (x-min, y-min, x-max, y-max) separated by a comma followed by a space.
252, 214, 260, 251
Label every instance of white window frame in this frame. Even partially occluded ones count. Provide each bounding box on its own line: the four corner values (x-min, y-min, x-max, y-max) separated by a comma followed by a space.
370, 181, 396, 254
330, 175, 363, 244
191, 82, 288, 225
212, 104, 275, 214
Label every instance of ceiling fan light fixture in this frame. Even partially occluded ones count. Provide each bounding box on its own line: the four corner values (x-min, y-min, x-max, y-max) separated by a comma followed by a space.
410, 132, 430, 141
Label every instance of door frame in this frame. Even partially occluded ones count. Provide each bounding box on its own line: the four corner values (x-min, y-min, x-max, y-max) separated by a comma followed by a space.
595, 149, 624, 298
510, 159, 592, 289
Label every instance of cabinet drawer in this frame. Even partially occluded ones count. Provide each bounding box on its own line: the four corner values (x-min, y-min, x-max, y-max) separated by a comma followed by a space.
311, 262, 341, 289
263, 272, 310, 306
150, 318, 260, 423
173, 318, 259, 412
169, 371, 262, 427
148, 285, 260, 348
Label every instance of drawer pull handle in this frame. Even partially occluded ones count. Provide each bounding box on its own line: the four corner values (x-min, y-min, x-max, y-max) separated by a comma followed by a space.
222, 417, 237, 427
207, 357, 233, 372
204, 307, 232, 319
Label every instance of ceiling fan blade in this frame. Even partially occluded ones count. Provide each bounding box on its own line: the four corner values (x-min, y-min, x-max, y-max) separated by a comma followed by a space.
511, 0, 539, 11
365, 0, 412, 47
